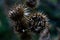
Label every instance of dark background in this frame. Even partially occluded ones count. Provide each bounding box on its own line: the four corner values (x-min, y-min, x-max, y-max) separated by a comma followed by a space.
0, 0, 60, 40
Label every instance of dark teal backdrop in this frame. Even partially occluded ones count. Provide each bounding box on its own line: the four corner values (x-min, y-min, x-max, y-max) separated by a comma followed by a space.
0, 0, 60, 40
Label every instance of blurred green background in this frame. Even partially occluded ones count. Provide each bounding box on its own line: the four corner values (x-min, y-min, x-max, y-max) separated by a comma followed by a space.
0, 0, 60, 40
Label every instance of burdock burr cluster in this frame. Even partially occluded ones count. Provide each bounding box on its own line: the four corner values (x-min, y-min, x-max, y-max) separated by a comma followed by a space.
8, 0, 50, 40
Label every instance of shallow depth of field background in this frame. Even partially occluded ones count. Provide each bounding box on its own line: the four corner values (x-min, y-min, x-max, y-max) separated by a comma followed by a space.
0, 0, 60, 40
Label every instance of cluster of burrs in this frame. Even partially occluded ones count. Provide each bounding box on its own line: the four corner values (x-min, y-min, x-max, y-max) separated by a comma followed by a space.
8, 0, 49, 34
28, 13, 49, 33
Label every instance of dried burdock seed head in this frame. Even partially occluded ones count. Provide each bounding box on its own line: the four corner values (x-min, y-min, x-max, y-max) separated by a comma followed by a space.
8, 5, 25, 21
28, 12, 49, 33
8, 5, 30, 33
26, 0, 37, 9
